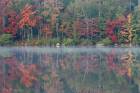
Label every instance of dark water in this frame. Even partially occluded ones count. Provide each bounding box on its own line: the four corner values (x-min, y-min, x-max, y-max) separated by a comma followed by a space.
0, 47, 140, 93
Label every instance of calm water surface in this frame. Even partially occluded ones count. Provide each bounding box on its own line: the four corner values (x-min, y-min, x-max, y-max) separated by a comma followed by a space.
0, 47, 140, 93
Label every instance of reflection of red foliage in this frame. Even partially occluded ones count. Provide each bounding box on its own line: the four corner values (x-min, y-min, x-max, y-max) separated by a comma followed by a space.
2, 87, 12, 93
0, 57, 37, 93
106, 50, 117, 71
106, 50, 130, 77
18, 64, 37, 87
117, 67, 127, 76
75, 55, 98, 72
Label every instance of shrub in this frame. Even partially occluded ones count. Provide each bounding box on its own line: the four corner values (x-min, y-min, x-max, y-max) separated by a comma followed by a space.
97, 38, 112, 46
19, 38, 60, 46
79, 39, 93, 46
0, 34, 13, 45
45, 38, 60, 46
63, 38, 75, 46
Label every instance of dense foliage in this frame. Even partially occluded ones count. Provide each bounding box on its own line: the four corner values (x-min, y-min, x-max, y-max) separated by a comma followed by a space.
0, 0, 139, 46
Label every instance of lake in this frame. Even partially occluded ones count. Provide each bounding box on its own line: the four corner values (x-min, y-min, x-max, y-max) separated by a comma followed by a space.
0, 47, 140, 93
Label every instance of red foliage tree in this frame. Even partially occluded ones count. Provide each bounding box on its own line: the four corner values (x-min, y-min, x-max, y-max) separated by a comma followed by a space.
3, 11, 20, 35
19, 4, 38, 29
105, 16, 127, 43
42, 24, 52, 37
0, 0, 12, 16
76, 18, 99, 38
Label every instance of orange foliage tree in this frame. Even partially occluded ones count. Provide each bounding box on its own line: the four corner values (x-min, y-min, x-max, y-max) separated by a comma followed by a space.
19, 4, 38, 29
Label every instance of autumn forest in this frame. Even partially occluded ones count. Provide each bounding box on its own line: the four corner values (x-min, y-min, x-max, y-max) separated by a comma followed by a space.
1, 0, 140, 93
0, 0, 140, 46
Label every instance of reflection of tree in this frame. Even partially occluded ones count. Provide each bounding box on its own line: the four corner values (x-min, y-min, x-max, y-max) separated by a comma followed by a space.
1, 49, 140, 93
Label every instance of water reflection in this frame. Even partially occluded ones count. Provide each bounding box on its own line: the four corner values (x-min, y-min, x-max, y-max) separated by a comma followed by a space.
0, 47, 140, 93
